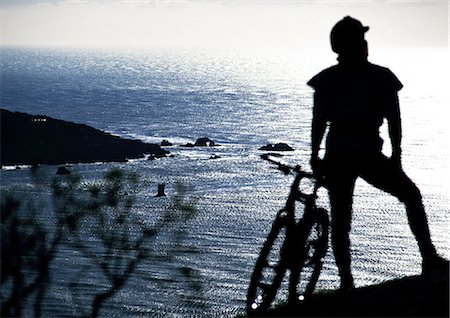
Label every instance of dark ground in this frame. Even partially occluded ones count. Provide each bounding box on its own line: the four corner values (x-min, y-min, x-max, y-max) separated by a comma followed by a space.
250, 267, 449, 317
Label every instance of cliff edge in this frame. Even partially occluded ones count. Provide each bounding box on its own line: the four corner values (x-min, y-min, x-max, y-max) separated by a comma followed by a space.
256, 267, 449, 317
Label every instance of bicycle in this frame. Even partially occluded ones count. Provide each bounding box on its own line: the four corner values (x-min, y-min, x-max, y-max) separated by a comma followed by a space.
246, 154, 330, 315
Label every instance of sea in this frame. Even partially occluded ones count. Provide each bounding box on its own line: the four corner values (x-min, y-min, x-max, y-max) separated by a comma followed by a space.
1, 46, 449, 317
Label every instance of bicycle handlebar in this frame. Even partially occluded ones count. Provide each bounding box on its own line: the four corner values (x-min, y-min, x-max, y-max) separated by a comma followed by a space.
260, 154, 328, 192
260, 154, 314, 178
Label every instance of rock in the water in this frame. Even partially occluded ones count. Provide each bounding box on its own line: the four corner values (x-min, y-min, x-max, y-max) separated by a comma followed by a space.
194, 137, 217, 147
56, 166, 71, 175
259, 143, 294, 151
161, 139, 172, 147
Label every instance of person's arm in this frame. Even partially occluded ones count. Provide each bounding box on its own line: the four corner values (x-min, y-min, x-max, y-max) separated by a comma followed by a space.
386, 91, 402, 166
311, 91, 327, 171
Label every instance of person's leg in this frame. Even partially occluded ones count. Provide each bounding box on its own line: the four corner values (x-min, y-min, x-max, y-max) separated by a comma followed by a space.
360, 154, 446, 271
326, 162, 357, 289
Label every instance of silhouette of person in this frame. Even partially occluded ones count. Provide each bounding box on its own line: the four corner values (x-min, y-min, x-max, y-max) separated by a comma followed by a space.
308, 16, 448, 290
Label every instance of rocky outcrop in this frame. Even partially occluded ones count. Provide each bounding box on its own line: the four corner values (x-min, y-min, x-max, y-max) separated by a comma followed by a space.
0, 109, 168, 166
181, 137, 219, 148
56, 166, 71, 175
194, 137, 217, 147
259, 143, 294, 152
161, 139, 173, 147
180, 143, 195, 148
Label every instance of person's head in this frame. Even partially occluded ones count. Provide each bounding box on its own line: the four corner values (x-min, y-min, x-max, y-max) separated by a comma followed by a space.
330, 16, 369, 62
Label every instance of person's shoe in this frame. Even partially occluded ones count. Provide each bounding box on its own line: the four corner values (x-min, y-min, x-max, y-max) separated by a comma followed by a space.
335, 281, 355, 300
422, 255, 449, 275
339, 277, 355, 293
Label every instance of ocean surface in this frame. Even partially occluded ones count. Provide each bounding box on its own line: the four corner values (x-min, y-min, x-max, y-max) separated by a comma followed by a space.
1, 46, 449, 317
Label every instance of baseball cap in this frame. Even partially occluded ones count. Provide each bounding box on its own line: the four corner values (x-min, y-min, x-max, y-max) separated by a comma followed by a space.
330, 16, 369, 54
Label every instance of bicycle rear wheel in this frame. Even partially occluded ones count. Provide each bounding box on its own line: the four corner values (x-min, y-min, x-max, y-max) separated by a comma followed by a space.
289, 207, 329, 303
246, 209, 290, 315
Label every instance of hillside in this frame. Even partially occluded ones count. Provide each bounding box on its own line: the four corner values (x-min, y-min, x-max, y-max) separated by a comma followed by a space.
255, 268, 449, 317
1, 109, 168, 166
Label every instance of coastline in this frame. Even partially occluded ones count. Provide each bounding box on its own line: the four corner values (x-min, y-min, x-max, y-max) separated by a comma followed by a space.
0, 109, 168, 167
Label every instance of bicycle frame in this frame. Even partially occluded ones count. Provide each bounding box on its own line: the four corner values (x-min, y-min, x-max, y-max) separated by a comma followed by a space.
247, 155, 329, 314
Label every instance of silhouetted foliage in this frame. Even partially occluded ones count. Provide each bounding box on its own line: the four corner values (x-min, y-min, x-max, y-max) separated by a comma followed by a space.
1, 167, 202, 317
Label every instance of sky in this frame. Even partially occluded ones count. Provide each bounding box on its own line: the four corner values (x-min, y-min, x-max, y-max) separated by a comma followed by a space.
1, 0, 448, 49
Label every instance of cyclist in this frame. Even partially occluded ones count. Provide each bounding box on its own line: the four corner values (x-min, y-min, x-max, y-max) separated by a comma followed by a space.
308, 16, 448, 291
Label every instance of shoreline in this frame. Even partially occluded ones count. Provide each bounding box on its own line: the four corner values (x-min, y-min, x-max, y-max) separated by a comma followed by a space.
0, 109, 169, 167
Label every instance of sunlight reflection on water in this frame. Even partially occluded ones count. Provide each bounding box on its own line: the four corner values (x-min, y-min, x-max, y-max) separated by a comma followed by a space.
1, 47, 449, 317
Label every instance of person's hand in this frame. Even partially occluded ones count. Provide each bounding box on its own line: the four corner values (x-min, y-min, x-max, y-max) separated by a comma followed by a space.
310, 156, 323, 176
310, 156, 328, 187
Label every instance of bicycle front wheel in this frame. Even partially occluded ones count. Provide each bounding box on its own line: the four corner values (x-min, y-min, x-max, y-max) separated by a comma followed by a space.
289, 207, 329, 303
246, 209, 290, 315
